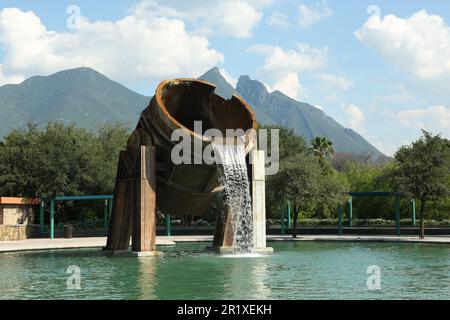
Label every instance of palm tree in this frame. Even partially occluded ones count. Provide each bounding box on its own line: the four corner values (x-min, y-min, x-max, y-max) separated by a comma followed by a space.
311, 137, 335, 217
311, 137, 334, 159
310, 137, 334, 166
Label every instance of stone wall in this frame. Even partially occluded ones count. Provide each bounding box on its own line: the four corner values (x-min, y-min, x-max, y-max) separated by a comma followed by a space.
1, 205, 34, 225
0, 224, 39, 241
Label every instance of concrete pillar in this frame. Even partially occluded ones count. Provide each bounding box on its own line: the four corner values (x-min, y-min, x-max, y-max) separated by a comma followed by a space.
131, 146, 159, 256
251, 150, 272, 253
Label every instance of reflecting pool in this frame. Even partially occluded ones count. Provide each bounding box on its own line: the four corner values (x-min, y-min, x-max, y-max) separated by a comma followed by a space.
0, 241, 449, 299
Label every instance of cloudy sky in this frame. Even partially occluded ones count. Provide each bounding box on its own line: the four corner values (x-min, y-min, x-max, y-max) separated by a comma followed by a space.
1, 0, 449, 156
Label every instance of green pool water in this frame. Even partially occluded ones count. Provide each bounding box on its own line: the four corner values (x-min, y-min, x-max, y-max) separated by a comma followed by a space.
0, 241, 449, 300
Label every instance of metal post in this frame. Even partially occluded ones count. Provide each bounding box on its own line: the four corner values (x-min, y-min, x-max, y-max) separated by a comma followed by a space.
411, 199, 416, 226
103, 199, 108, 230
107, 199, 113, 223
287, 201, 292, 228
348, 197, 353, 227
165, 214, 171, 236
395, 196, 401, 236
280, 207, 285, 235
50, 199, 55, 239
40, 201, 45, 233
338, 204, 343, 236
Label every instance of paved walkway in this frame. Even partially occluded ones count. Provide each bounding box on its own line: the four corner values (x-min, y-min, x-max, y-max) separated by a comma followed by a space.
1, 234, 449, 253
0, 237, 176, 253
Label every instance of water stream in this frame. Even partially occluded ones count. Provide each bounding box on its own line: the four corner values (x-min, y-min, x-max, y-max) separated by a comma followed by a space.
213, 141, 253, 253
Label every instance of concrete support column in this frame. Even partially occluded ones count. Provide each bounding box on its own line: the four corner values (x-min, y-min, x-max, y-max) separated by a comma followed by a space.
252, 149, 272, 253
131, 146, 158, 255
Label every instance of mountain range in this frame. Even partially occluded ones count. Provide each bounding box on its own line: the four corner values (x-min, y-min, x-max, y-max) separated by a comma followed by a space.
0, 67, 384, 158
0, 67, 149, 137
201, 67, 384, 158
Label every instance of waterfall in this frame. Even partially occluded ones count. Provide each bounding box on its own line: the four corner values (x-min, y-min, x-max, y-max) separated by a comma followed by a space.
213, 141, 253, 253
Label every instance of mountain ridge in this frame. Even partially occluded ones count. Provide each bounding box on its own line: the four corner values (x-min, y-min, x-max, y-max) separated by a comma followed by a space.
0, 66, 384, 158
0, 67, 150, 137
199, 67, 384, 158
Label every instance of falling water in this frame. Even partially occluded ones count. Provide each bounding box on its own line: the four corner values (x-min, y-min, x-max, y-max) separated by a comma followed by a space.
213, 141, 253, 253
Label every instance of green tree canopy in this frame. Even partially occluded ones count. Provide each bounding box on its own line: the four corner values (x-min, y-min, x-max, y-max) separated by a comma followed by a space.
310, 136, 334, 168
388, 130, 450, 238
0, 122, 129, 198
269, 150, 346, 237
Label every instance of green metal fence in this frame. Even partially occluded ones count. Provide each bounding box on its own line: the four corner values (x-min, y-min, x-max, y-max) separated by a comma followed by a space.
40, 195, 113, 239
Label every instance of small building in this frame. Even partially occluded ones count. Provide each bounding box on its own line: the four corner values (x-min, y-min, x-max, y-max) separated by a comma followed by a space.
0, 197, 40, 241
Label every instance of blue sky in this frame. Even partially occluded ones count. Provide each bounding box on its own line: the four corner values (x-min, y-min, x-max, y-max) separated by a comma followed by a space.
1, 0, 450, 156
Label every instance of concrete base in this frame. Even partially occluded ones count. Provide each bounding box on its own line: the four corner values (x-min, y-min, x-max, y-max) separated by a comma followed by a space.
129, 251, 163, 257
252, 247, 274, 253
207, 246, 273, 254
103, 247, 163, 257
218, 246, 236, 254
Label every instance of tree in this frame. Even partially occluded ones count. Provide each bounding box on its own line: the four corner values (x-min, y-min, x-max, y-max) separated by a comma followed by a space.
261, 125, 310, 218
311, 136, 334, 168
388, 130, 450, 239
315, 170, 348, 219
270, 153, 321, 237
258, 125, 309, 161
343, 160, 395, 220
0, 122, 129, 198
0, 122, 130, 226
91, 123, 130, 194
270, 151, 346, 237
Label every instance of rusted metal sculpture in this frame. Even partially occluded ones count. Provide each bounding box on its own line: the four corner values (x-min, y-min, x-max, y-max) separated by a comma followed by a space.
105, 79, 258, 254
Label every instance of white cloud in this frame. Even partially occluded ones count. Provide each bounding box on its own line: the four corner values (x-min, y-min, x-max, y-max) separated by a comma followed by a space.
0, 7, 224, 86
345, 104, 365, 131
249, 43, 328, 77
0, 65, 24, 86
249, 43, 327, 100
267, 12, 290, 28
218, 68, 237, 88
355, 10, 450, 80
378, 84, 415, 103
396, 105, 450, 136
298, 0, 333, 28
134, 0, 267, 38
272, 72, 303, 100
315, 73, 354, 91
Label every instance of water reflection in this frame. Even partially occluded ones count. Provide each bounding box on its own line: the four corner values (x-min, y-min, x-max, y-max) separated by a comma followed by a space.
222, 256, 271, 299
137, 257, 158, 300
249, 258, 272, 299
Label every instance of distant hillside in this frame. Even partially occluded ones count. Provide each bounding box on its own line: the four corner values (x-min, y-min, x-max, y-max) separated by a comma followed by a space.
199, 67, 384, 158
0, 67, 150, 137
0, 66, 384, 158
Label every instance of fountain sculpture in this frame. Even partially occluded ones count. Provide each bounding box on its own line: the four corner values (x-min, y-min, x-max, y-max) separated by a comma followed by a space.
105, 79, 271, 255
